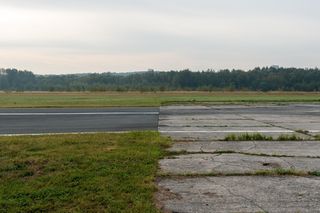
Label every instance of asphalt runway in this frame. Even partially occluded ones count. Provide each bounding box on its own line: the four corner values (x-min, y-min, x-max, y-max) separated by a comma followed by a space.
0, 108, 159, 135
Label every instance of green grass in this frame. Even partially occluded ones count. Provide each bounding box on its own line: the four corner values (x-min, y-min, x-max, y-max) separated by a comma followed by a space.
254, 168, 307, 176
0, 132, 171, 212
224, 133, 273, 141
309, 171, 320, 176
224, 133, 303, 141
0, 91, 319, 108
277, 134, 302, 141
159, 169, 320, 178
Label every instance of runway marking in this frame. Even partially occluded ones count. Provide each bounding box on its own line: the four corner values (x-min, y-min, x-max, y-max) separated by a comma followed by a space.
309, 130, 320, 133
0, 112, 159, 116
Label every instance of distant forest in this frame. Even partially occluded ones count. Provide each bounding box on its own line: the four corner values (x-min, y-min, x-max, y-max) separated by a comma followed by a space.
0, 67, 320, 92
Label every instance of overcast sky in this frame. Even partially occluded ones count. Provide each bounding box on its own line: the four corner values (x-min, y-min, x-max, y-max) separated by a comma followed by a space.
0, 0, 319, 74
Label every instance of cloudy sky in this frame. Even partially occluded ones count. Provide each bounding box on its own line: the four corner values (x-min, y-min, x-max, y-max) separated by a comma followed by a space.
0, 0, 319, 74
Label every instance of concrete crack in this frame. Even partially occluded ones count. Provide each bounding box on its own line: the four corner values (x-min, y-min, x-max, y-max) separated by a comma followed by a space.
205, 177, 268, 213
244, 141, 257, 151
199, 144, 205, 153
212, 159, 255, 170
224, 187, 268, 213
239, 114, 301, 136
279, 157, 295, 169
251, 116, 314, 139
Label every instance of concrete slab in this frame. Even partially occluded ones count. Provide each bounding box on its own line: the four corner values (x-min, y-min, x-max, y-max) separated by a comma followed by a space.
159, 105, 319, 140
157, 104, 320, 212
157, 176, 320, 213
169, 141, 320, 157
241, 114, 320, 123
274, 123, 320, 133
161, 106, 211, 110
160, 114, 245, 120
160, 126, 288, 132
159, 119, 271, 127
161, 104, 320, 116
160, 154, 320, 175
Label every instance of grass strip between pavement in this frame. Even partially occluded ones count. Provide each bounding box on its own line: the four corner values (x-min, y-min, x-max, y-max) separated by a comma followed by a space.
1, 91, 319, 108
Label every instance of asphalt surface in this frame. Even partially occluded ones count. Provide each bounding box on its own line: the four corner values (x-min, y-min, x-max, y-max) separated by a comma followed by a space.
0, 108, 159, 135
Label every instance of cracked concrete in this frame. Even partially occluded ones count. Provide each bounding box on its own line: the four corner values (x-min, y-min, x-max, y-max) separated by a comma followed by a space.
157, 176, 320, 213
160, 153, 320, 175
159, 104, 319, 140
157, 104, 320, 213
168, 141, 320, 157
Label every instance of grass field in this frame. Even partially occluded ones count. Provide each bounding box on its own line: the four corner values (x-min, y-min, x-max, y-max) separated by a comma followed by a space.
0, 91, 319, 108
0, 132, 171, 212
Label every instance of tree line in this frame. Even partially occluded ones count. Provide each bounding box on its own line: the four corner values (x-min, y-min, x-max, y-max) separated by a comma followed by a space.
0, 67, 319, 92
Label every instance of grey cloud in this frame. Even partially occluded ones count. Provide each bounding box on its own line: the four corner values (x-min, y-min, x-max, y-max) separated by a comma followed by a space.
0, 0, 319, 73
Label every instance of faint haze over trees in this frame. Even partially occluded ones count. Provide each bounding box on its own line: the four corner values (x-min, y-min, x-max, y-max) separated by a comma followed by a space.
0, 68, 319, 92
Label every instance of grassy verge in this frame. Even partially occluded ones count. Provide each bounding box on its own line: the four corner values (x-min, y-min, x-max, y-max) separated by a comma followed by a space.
224, 133, 304, 141
0, 132, 171, 212
0, 91, 319, 108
